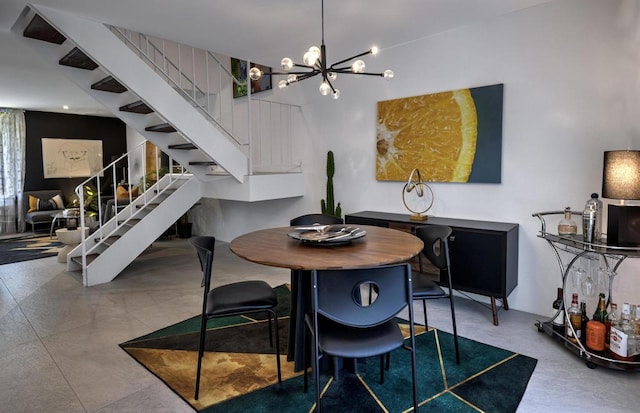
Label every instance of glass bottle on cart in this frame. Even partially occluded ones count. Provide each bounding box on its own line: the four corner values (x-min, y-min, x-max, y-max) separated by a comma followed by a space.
558, 207, 577, 236
567, 293, 581, 343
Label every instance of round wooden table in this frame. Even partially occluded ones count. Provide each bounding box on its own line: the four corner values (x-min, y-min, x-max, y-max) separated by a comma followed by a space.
230, 225, 423, 371
230, 225, 423, 270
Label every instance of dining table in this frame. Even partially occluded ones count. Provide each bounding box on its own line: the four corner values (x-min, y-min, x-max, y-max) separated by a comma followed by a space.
229, 224, 424, 371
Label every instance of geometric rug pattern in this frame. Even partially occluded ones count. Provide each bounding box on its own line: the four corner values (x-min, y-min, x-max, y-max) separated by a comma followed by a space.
0, 234, 62, 265
120, 286, 537, 412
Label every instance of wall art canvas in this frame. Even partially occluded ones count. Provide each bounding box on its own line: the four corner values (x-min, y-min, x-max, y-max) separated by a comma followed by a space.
42, 138, 103, 178
376, 83, 503, 183
231, 58, 272, 98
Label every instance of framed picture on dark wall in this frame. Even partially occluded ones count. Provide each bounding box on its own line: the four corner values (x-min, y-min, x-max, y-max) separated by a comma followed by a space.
231, 58, 272, 98
41, 138, 103, 178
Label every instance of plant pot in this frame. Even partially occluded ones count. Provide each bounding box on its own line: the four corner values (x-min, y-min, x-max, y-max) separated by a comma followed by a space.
177, 222, 192, 239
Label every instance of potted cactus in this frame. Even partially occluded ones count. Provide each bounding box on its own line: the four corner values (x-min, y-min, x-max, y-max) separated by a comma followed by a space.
321, 150, 342, 218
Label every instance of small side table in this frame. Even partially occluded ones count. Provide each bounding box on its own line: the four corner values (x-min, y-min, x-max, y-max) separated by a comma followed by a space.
55, 227, 89, 263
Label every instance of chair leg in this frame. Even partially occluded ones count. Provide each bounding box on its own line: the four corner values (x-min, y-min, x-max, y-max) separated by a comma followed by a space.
314, 343, 321, 413
194, 315, 208, 400
303, 325, 308, 393
410, 347, 419, 412
267, 311, 274, 347
449, 295, 460, 364
270, 310, 282, 383
422, 299, 428, 327
379, 354, 385, 384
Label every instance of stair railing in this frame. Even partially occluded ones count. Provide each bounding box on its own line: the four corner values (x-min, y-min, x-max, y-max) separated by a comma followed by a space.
74, 141, 190, 283
109, 27, 302, 175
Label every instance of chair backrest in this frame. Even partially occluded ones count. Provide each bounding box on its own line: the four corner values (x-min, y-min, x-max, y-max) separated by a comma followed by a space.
290, 213, 343, 226
415, 225, 452, 271
190, 236, 216, 290
312, 264, 412, 328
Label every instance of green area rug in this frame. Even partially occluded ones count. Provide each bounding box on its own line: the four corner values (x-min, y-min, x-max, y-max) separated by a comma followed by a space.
0, 234, 62, 265
120, 286, 537, 412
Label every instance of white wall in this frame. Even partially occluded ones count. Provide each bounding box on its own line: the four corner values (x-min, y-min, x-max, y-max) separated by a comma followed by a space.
197, 0, 640, 317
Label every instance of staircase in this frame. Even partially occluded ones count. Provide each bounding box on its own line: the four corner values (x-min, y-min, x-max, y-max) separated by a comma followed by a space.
11, 5, 305, 286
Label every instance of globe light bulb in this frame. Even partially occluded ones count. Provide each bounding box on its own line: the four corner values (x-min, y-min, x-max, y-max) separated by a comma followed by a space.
383, 69, 394, 80
281, 57, 293, 71
278, 80, 288, 89
248, 67, 262, 81
328, 72, 337, 81
303, 48, 320, 66
332, 89, 340, 100
308, 46, 321, 56
352, 60, 365, 73
371, 46, 379, 55
319, 81, 331, 96
287, 74, 298, 83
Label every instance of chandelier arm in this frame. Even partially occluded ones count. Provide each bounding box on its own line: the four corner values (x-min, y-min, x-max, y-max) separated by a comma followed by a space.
330, 68, 386, 77
292, 63, 317, 70
296, 72, 322, 82
325, 77, 337, 93
350, 72, 386, 77
265, 70, 319, 76
329, 50, 373, 69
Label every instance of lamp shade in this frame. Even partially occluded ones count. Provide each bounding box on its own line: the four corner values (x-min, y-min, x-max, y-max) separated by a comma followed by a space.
602, 150, 640, 200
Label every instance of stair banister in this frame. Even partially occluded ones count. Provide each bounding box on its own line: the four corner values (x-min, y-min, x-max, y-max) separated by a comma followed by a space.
111, 27, 242, 148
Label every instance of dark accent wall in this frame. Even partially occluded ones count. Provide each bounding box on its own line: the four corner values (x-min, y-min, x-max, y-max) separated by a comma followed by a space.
24, 111, 127, 202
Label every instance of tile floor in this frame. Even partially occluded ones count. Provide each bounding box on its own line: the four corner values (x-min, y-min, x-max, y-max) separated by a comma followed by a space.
0, 237, 638, 412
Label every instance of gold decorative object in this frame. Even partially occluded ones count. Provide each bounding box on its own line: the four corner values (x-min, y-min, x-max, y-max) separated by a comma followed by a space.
402, 168, 433, 221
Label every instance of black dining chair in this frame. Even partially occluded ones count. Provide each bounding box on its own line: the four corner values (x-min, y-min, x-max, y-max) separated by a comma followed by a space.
289, 213, 343, 227
414, 225, 460, 364
303, 264, 419, 413
287, 213, 343, 370
190, 236, 282, 400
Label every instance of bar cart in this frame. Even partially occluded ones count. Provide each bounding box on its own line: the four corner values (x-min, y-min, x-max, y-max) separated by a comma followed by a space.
532, 210, 640, 370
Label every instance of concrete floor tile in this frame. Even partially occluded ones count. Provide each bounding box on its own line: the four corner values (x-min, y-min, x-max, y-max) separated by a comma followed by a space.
0, 305, 39, 354
42, 315, 158, 412
0, 339, 85, 413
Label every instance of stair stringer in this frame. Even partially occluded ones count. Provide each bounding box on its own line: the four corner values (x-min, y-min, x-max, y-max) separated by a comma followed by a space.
78, 175, 202, 286
11, 5, 247, 182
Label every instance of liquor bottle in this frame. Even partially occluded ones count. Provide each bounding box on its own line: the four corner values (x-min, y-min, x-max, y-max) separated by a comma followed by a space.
558, 207, 578, 236
592, 293, 608, 323
606, 303, 619, 350
633, 305, 640, 360
631, 305, 639, 359
586, 293, 607, 353
610, 303, 635, 361
552, 287, 565, 335
580, 300, 589, 345
566, 293, 581, 343
632, 305, 640, 336
586, 320, 606, 353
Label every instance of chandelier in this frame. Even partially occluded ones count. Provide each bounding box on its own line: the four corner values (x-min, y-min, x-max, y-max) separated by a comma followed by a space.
248, 0, 394, 99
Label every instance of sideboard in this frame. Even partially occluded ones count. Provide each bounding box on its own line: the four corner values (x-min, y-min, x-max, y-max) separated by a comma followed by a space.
345, 211, 519, 325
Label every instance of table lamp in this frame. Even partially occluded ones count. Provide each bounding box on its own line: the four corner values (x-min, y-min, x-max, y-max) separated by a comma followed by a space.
602, 150, 640, 246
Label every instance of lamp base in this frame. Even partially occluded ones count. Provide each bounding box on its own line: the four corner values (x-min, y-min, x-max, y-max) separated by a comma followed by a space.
409, 214, 428, 221
606, 204, 640, 246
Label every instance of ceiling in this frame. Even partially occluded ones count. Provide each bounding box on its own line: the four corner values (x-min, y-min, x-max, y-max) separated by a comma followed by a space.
0, 0, 552, 116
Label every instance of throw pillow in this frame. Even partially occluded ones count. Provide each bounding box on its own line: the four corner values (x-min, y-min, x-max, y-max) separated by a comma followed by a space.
27, 193, 64, 212
116, 185, 139, 200
50, 194, 65, 210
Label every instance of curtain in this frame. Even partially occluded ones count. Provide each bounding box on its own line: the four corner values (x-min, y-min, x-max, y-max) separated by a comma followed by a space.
0, 109, 26, 234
